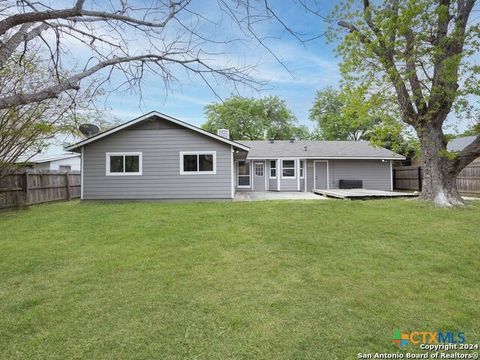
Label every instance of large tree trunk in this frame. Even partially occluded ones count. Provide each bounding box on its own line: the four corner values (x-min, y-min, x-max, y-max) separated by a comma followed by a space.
417, 126, 465, 207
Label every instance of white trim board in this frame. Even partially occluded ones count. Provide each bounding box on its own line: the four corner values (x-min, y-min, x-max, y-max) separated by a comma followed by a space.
390, 160, 393, 191
80, 147, 84, 199
231, 147, 234, 198
66, 111, 250, 152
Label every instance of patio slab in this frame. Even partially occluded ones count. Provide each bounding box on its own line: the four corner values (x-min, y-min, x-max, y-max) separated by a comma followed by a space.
313, 188, 418, 199
234, 191, 327, 201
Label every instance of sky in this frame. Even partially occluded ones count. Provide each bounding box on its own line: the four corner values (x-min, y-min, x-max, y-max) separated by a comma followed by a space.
43, 0, 476, 155
89, 1, 340, 130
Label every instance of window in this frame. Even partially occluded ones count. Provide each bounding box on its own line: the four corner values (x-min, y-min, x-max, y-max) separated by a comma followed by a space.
59, 165, 71, 171
237, 160, 250, 187
282, 160, 296, 178
300, 160, 305, 178
255, 163, 264, 176
270, 160, 276, 178
180, 152, 216, 174
106, 153, 142, 175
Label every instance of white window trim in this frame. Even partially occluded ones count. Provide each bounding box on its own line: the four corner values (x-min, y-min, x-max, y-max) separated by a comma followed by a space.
281, 158, 296, 179
236, 160, 251, 188
300, 160, 305, 179
269, 160, 277, 179
254, 162, 265, 177
179, 151, 217, 175
106, 152, 143, 176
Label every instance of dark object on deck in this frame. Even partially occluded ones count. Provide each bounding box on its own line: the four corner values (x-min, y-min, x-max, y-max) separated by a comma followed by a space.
339, 180, 363, 189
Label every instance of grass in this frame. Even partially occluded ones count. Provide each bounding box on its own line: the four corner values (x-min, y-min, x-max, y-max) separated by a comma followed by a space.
0, 199, 479, 359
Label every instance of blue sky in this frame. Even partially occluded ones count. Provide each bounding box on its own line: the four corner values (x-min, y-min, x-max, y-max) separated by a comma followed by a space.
95, 1, 340, 130
47, 0, 475, 155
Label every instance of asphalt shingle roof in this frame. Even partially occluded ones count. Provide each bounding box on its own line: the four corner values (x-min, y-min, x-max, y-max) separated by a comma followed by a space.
447, 136, 476, 152
237, 140, 405, 159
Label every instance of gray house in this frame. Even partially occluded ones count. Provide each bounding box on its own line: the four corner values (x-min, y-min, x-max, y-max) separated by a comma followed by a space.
66, 111, 405, 200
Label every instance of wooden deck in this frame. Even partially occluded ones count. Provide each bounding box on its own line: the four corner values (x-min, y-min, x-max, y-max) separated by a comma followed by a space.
313, 189, 418, 200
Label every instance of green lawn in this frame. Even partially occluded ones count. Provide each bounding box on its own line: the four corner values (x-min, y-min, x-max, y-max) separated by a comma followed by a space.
0, 199, 479, 359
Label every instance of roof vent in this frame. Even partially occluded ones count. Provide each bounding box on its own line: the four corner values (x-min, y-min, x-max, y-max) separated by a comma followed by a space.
290, 137, 295, 143
269, 139, 275, 144
217, 129, 230, 139
304, 146, 308, 152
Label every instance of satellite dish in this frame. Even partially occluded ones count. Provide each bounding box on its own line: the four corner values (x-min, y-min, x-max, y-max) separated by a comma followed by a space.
79, 124, 100, 137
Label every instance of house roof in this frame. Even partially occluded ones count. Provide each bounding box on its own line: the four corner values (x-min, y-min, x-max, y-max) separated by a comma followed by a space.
447, 135, 476, 152
238, 140, 405, 160
16, 152, 80, 164
65, 111, 250, 152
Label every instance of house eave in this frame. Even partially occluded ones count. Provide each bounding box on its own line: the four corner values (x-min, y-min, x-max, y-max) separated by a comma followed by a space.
65, 111, 250, 152
245, 156, 406, 160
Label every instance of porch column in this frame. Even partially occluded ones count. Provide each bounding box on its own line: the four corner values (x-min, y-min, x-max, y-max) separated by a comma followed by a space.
277, 159, 281, 191
296, 158, 300, 191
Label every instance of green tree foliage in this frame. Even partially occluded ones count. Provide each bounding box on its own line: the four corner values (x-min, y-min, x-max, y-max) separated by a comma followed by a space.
331, 0, 480, 206
0, 54, 99, 171
203, 96, 309, 140
309, 86, 419, 156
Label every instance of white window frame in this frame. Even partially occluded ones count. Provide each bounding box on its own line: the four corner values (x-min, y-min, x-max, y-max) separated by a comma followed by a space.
281, 159, 296, 179
106, 152, 143, 176
237, 160, 251, 188
179, 151, 217, 175
269, 160, 277, 179
300, 160, 305, 179
254, 162, 264, 176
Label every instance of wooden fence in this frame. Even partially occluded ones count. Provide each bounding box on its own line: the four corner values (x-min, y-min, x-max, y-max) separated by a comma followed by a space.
393, 164, 480, 195
0, 171, 81, 209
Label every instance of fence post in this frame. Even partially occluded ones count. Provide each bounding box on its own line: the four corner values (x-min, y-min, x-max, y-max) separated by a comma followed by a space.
418, 167, 422, 192
392, 168, 396, 190
17, 172, 30, 207
65, 172, 71, 201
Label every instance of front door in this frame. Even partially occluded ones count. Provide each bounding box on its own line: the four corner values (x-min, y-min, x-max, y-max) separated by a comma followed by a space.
253, 161, 266, 191
315, 161, 328, 189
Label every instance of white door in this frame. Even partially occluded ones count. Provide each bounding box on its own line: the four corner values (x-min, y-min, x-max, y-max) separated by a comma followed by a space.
253, 161, 266, 191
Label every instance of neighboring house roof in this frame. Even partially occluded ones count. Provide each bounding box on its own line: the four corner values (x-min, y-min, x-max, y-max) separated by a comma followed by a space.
238, 140, 405, 160
65, 111, 250, 152
16, 152, 80, 164
447, 135, 476, 152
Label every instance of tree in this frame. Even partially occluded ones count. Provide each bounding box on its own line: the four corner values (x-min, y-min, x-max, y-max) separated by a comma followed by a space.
309, 86, 418, 156
333, 0, 480, 206
0, 54, 98, 170
203, 96, 309, 140
0, 0, 320, 110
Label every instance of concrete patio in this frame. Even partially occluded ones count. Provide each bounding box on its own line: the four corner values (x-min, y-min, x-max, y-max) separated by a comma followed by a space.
234, 191, 327, 201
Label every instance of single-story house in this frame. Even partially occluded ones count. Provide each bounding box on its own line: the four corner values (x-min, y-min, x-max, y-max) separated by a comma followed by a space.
65, 111, 405, 200
447, 135, 479, 163
16, 152, 81, 171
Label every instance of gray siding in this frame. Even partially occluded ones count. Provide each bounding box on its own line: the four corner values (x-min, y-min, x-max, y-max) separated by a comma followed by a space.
240, 158, 392, 192
83, 126, 233, 199
330, 159, 391, 190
